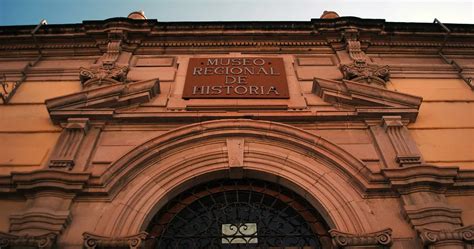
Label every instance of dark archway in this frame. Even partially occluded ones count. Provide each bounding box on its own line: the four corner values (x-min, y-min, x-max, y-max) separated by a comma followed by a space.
145, 179, 333, 249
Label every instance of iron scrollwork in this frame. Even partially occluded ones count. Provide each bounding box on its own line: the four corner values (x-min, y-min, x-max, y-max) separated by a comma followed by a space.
147, 179, 331, 249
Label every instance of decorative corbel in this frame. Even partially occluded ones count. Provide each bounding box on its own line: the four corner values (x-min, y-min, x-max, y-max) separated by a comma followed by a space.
381, 116, 422, 167
83, 232, 148, 249
49, 118, 90, 170
0, 232, 56, 249
329, 228, 393, 248
419, 225, 474, 249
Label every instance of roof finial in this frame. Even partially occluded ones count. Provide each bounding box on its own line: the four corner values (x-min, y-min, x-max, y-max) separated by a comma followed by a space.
127, 10, 147, 20
321, 11, 340, 19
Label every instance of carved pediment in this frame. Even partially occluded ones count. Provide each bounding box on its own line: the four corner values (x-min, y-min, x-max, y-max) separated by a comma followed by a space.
312, 77, 423, 121
45, 78, 160, 124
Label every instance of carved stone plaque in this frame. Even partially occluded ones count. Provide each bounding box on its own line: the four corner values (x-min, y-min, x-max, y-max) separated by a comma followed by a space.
183, 57, 289, 99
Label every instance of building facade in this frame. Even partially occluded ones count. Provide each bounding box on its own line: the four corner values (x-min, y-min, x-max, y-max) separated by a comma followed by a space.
0, 11, 473, 249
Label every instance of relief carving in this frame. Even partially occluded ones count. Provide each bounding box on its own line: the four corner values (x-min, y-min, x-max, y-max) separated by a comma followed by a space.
79, 64, 129, 89
420, 225, 474, 248
329, 228, 393, 248
83, 232, 148, 249
79, 30, 129, 89
341, 63, 390, 86
0, 232, 56, 249
340, 29, 390, 86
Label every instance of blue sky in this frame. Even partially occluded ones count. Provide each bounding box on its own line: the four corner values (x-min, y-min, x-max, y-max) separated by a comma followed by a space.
0, 0, 473, 26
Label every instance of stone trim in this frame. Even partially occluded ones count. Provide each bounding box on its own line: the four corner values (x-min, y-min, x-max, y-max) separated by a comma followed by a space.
49, 118, 90, 170
382, 165, 463, 230
82, 232, 148, 249
11, 170, 91, 192
382, 165, 459, 193
381, 116, 422, 167
312, 77, 422, 122
329, 228, 393, 248
419, 225, 474, 248
0, 232, 56, 249
45, 78, 161, 124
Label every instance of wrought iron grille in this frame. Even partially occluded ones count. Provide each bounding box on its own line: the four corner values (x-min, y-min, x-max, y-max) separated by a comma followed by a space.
146, 179, 331, 249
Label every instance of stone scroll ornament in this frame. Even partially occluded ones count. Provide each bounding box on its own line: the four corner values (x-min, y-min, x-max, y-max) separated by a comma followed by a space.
419, 225, 474, 246
83, 232, 148, 249
0, 232, 57, 249
329, 228, 393, 248
79, 64, 129, 89
341, 37, 390, 87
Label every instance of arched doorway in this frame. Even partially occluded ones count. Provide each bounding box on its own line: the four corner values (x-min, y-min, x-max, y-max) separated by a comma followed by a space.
145, 178, 333, 249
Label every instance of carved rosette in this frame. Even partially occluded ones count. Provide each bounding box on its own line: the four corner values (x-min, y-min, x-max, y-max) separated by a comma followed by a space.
341, 63, 390, 86
329, 228, 393, 248
0, 232, 56, 249
420, 225, 474, 247
79, 64, 129, 89
83, 232, 148, 249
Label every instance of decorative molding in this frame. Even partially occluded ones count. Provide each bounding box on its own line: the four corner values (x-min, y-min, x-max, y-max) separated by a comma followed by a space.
404, 206, 463, 230
45, 78, 160, 124
329, 228, 393, 248
381, 165, 459, 193
341, 63, 390, 87
9, 171, 90, 236
83, 232, 148, 249
419, 225, 474, 247
10, 211, 72, 235
340, 28, 391, 86
102, 40, 122, 65
381, 116, 422, 167
49, 118, 90, 170
0, 232, 56, 249
11, 170, 91, 192
312, 77, 422, 122
382, 165, 463, 230
79, 64, 128, 89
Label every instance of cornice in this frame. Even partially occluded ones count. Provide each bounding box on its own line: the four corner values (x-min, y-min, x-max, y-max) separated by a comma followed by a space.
1, 17, 473, 54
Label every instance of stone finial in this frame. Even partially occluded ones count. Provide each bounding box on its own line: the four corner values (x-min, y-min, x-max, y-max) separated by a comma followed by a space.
321, 10, 340, 19
127, 10, 147, 20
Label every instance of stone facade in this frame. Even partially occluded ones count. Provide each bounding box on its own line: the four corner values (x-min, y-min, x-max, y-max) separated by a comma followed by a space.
0, 12, 473, 249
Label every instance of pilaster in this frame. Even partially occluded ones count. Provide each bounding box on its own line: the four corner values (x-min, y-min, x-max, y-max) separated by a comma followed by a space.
9, 170, 90, 236
382, 165, 474, 249
381, 116, 422, 167
49, 118, 90, 170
